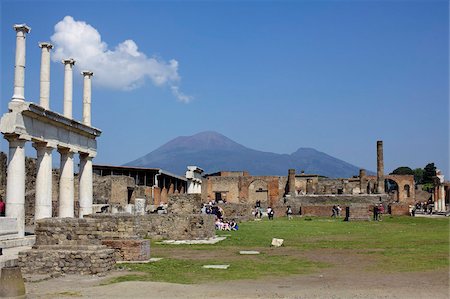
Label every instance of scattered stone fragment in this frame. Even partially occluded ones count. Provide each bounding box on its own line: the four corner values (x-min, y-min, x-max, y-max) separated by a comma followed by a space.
271, 238, 284, 247
239, 251, 260, 255
202, 265, 230, 269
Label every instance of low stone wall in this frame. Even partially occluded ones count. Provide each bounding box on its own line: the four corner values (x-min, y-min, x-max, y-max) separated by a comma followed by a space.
168, 194, 203, 215
102, 239, 150, 261
89, 213, 215, 240
390, 203, 410, 216
18, 245, 115, 275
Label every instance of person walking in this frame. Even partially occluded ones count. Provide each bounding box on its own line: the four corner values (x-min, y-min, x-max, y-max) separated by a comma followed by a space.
286, 206, 293, 220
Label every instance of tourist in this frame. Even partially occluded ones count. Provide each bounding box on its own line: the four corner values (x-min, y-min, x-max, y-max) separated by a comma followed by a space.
373, 204, 379, 221
378, 203, 384, 221
267, 207, 274, 220
0, 197, 5, 217
331, 205, 337, 218
337, 205, 342, 217
286, 206, 293, 220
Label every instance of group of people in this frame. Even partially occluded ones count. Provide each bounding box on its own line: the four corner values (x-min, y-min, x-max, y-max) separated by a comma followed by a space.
214, 218, 238, 231
414, 200, 434, 215
373, 203, 385, 221
331, 205, 342, 218
252, 201, 275, 220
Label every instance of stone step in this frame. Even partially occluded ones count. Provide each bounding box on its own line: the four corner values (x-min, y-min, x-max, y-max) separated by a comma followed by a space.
0, 236, 35, 249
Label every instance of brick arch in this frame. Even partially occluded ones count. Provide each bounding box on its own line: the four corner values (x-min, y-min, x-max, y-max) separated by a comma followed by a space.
385, 175, 415, 202
248, 179, 269, 204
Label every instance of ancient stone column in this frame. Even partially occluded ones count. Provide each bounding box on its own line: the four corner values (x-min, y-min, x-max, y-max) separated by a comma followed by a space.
62, 59, 75, 119
359, 169, 367, 194
5, 135, 26, 237
440, 187, 446, 212
81, 71, 93, 126
33, 142, 54, 220
39, 42, 53, 109
79, 153, 93, 218
58, 147, 75, 217
12, 24, 31, 102
376, 141, 384, 194
288, 169, 296, 196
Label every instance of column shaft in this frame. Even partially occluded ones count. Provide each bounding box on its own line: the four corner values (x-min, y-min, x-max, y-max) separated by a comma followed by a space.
82, 71, 93, 126
12, 25, 31, 102
5, 137, 26, 237
376, 141, 384, 194
39, 42, 53, 109
62, 59, 75, 118
34, 143, 53, 219
79, 154, 93, 218
59, 148, 75, 217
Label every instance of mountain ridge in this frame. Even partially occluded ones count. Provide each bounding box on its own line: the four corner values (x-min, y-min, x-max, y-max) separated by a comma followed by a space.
125, 131, 368, 178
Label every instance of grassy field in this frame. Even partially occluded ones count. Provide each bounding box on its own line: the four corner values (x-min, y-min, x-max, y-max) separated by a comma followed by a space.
111, 216, 449, 284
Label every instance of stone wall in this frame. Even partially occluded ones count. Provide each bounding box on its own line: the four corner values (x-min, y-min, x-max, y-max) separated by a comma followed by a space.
168, 194, 202, 215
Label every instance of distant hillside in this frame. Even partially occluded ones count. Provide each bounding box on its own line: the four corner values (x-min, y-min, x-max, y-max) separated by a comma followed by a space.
125, 131, 367, 178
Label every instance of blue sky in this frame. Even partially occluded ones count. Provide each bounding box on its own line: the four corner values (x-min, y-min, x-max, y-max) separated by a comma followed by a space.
1, 0, 448, 176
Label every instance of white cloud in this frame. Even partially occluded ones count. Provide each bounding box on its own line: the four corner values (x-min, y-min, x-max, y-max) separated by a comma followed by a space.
50, 16, 192, 102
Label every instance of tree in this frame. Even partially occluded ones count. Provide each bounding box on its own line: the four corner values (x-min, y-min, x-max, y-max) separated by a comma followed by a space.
413, 168, 424, 184
422, 163, 437, 185
390, 166, 414, 176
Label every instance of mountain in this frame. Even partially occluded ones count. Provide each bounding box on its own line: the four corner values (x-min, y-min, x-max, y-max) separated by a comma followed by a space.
125, 131, 366, 178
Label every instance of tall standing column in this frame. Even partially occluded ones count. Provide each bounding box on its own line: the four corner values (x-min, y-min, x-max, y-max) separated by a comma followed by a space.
58, 147, 75, 218
62, 59, 75, 118
5, 135, 26, 237
33, 142, 54, 219
39, 42, 53, 109
81, 71, 93, 126
79, 153, 93, 218
376, 140, 384, 194
12, 24, 31, 102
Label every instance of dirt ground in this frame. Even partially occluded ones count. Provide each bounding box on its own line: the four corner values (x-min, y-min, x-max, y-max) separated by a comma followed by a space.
23, 248, 450, 299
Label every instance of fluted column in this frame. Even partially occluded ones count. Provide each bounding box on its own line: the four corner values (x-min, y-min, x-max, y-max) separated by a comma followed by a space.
12, 24, 31, 102
62, 58, 75, 118
79, 153, 93, 218
33, 142, 54, 219
81, 71, 93, 126
5, 135, 27, 237
39, 42, 53, 109
58, 147, 75, 217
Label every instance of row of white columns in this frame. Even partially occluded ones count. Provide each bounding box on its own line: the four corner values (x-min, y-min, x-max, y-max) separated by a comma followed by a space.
5, 24, 96, 237
434, 186, 446, 212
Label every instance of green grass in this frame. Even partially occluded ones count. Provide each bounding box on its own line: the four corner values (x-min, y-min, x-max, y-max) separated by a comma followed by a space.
112, 255, 327, 284
110, 216, 449, 284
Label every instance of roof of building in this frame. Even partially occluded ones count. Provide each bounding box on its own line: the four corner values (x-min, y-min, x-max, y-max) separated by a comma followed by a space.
93, 164, 187, 181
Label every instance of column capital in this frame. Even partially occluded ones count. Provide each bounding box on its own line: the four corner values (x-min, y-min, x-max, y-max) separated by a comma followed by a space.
13, 24, 31, 34
39, 42, 53, 49
79, 152, 95, 159
4, 134, 27, 145
32, 141, 56, 151
57, 146, 77, 155
81, 71, 94, 77
62, 58, 76, 66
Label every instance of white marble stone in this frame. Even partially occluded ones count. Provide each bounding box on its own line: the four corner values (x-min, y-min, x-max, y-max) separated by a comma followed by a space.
39, 42, 52, 109
135, 198, 146, 215
62, 58, 75, 119
33, 142, 54, 220
79, 153, 93, 218
58, 147, 75, 218
12, 24, 30, 102
202, 265, 229, 269
5, 136, 26, 237
81, 71, 93, 126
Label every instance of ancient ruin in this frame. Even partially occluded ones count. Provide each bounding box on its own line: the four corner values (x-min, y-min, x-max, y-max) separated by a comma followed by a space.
0, 25, 100, 238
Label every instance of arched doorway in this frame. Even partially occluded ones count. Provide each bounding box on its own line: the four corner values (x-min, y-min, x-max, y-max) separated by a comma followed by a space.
248, 180, 269, 205
385, 179, 399, 201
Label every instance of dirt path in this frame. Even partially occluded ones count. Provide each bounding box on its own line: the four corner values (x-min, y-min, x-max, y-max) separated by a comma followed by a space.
24, 249, 450, 299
